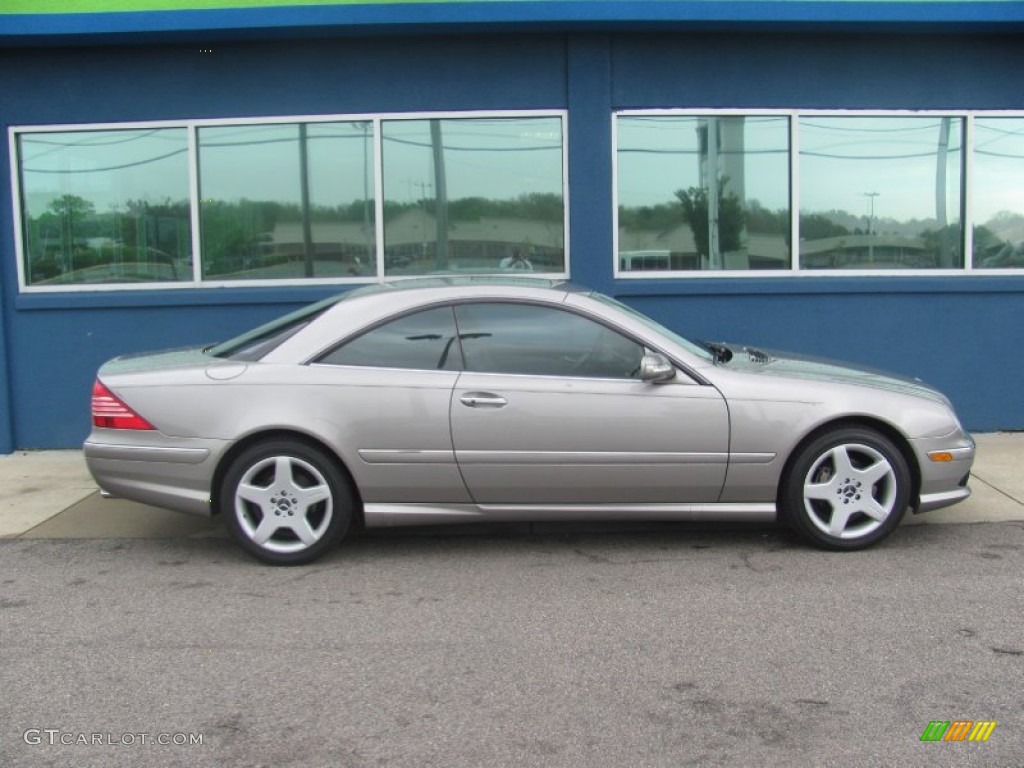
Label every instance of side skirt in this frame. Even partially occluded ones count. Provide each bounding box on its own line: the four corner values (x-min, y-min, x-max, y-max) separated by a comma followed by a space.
363, 502, 777, 528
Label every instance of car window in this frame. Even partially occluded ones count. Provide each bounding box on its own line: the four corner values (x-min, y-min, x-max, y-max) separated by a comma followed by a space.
317, 306, 463, 371
205, 296, 342, 361
453, 302, 645, 379
587, 292, 715, 362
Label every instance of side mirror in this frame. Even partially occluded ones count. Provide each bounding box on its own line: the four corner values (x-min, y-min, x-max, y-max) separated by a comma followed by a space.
639, 352, 676, 382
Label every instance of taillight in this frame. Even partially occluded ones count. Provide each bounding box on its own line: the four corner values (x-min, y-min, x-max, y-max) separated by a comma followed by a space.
91, 380, 155, 430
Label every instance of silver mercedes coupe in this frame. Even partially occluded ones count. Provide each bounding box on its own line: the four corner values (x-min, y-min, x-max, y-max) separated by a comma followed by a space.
85, 278, 975, 564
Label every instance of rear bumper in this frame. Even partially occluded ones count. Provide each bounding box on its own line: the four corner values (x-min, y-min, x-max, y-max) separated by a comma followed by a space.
83, 433, 226, 517
84, 442, 209, 464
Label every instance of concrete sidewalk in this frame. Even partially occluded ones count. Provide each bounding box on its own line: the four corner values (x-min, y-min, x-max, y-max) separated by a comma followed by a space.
1, 433, 1022, 540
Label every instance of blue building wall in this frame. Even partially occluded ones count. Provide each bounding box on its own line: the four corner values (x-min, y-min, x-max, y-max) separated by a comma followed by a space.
1, 31, 1022, 450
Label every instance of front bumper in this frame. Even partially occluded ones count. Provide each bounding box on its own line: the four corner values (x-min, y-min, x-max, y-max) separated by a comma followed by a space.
909, 433, 975, 515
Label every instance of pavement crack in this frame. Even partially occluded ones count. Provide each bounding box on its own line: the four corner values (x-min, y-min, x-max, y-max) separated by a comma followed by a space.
991, 646, 1023, 656
572, 547, 613, 564
970, 473, 1024, 507
741, 552, 781, 573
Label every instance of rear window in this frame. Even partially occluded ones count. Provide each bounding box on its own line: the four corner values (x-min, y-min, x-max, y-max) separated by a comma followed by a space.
205, 295, 341, 361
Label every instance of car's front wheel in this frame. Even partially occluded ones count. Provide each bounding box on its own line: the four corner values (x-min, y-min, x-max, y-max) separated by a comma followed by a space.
221, 439, 353, 565
781, 427, 911, 550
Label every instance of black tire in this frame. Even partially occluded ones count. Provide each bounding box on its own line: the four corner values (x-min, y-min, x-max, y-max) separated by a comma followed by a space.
220, 439, 353, 565
781, 427, 911, 551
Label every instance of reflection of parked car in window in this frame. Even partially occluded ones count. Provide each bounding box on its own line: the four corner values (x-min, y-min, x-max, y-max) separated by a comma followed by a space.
619, 250, 671, 271
979, 241, 1024, 268
499, 249, 533, 270
31, 245, 181, 283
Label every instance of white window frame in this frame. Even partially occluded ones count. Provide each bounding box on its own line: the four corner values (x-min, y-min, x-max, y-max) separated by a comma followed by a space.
9, 110, 570, 293
613, 108, 1024, 279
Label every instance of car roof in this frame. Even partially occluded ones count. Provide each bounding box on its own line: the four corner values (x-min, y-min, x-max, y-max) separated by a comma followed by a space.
324, 276, 586, 325
342, 275, 585, 300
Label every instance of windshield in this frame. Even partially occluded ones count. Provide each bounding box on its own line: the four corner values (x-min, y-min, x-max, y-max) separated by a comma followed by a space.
589, 293, 715, 362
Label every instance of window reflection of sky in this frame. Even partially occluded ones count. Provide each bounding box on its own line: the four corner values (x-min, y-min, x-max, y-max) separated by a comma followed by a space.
382, 117, 563, 205
617, 116, 789, 211
20, 117, 564, 214
799, 117, 962, 223
973, 118, 1024, 224
615, 115, 983, 224
19, 128, 189, 217
198, 122, 373, 210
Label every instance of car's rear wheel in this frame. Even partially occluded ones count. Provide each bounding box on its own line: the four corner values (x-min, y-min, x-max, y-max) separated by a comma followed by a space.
221, 439, 353, 565
781, 427, 911, 550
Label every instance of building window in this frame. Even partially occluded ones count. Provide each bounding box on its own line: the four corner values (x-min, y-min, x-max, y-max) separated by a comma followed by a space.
973, 117, 1024, 269
616, 115, 792, 272
12, 111, 567, 291
198, 121, 375, 281
799, 116, 963, 270
381, 116, 565, 276
614, 110, 1022, 276
16, 127, 192, 286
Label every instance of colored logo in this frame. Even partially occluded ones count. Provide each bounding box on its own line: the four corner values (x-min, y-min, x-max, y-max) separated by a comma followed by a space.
920, 721, 997, 742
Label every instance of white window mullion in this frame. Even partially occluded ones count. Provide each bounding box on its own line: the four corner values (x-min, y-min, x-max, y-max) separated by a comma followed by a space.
963, 114, 974, 270
561, 112, 571, 277
610, 114, 620, 278
9, 130, 29, 290
187, 123, 203, 285
373, 117, 385, 281
790, 112, 801, 273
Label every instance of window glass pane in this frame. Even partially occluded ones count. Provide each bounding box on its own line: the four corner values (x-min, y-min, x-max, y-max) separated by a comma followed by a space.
381, 117, 565, 276
973, 117, 1024, 269
318, 307, 461, 371
199, 121, 375, 280
617, 116, 791, 272
17, 128, 191, 285
454, 303, 644, 379
799, 116, 963, 270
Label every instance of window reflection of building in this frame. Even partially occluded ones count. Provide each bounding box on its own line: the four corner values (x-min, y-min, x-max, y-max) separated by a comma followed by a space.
973, 117, 1024, 269
198, 122, 375, 281
13, 109, 1024, 288
613, 112, 1017, 273
381, 116, 565, 276
18, 128, 193, 285
616, 115, 791, 273
798, 116, 963, 271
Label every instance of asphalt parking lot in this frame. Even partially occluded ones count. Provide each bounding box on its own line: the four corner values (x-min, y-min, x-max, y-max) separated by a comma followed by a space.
1, 436, 1021, 767
2, 521, 1023, 767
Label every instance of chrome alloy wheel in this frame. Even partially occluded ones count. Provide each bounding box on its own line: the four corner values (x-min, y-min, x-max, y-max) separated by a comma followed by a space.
802, 442, 898, 540
233, 455, 334, 555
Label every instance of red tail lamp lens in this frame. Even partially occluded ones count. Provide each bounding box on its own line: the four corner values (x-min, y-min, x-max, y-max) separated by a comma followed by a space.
91, 380, 155, 430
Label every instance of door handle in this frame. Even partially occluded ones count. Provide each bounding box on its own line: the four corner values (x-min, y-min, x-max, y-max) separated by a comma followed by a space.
459, 392, 507, 408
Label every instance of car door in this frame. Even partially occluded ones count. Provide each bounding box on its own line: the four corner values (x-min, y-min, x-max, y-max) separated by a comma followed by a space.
311, 304, 470, 504
449, 301, 729, 505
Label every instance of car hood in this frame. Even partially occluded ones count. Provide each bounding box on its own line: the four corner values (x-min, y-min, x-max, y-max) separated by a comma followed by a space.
99, 346, 212, 376
721, 345, 950, 404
